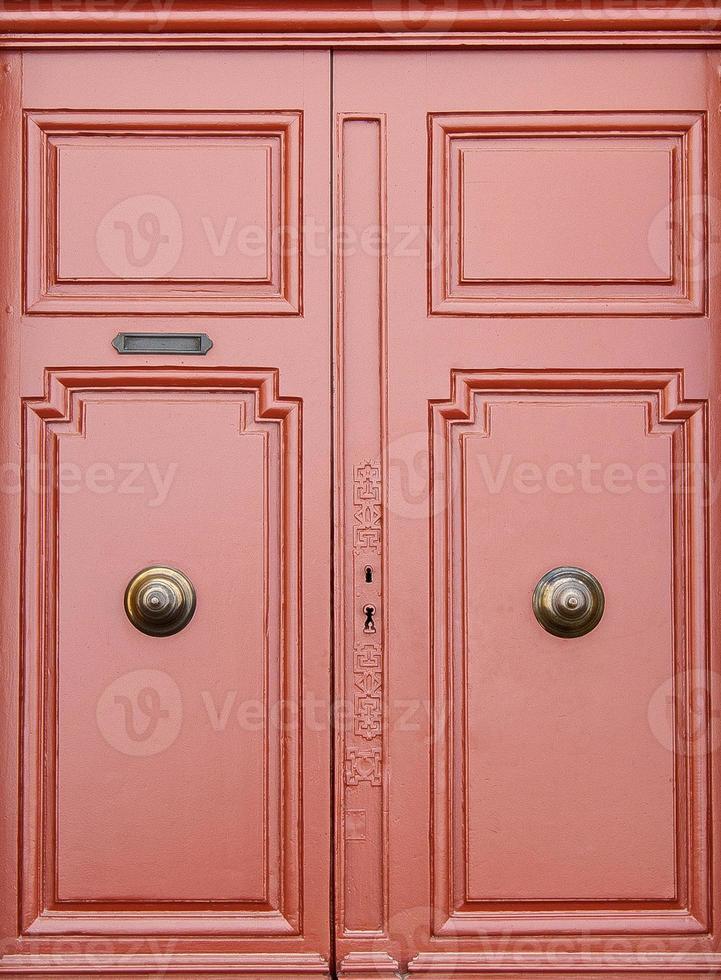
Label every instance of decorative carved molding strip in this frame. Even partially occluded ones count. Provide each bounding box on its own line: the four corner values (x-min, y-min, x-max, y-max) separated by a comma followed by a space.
352, 461, 382, 554
353, 644, 382, 742
344, 747, 382, 787
1, 1, 720, 39
5, 32, 721, 49
349, 461, 383, 747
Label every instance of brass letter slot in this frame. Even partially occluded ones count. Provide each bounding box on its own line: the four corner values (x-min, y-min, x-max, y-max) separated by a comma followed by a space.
112, 332, 213, 355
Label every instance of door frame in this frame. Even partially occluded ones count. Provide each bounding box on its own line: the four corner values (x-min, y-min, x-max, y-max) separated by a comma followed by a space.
2, 6, 721, 980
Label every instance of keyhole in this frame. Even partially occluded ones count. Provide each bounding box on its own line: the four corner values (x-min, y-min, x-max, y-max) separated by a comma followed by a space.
364, 566, 373, 583
363, 604, 376, 634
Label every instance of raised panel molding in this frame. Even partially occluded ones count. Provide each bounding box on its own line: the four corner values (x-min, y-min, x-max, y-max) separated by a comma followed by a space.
408, 951, 721, 978
25, 111, 302, 315
1, 2, 721, 46
429, 113, 706, 316
338, 952, 401, 980
18, 368, 303, 943
430, 371, 709, 938
0, 952, 330, 978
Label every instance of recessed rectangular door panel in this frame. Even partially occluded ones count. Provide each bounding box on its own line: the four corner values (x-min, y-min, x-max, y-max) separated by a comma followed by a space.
461, 398, 676, 902
334, 49, 721, 979
0, 49, 331, 978
54, 392, 271, 904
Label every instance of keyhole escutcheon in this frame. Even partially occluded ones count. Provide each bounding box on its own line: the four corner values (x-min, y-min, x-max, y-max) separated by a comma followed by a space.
363, 604, 376, 634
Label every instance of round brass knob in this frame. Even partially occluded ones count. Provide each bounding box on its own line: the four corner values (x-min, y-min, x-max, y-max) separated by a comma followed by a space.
124, 566, 196, 637
532, 566, 604, 638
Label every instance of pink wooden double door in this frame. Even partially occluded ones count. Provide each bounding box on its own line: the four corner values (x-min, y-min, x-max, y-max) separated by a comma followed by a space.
1, 45, 721, 980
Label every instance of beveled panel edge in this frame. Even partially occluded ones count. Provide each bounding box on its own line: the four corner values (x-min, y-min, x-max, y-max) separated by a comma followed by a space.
408, 951, 721, 976
428, 112, 706, 317
338, 952, 401, 980
18, 367, 304, 940
23, 110, 302, 316
428, 370, 710, 939
0, 951, 330, 977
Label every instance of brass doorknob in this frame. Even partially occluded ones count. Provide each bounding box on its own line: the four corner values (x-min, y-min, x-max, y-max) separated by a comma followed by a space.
532, 566, 604, 638
124, 566, 196, 637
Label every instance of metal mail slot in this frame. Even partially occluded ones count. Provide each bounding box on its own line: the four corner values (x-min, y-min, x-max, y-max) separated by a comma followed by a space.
112, 332, 213, 355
